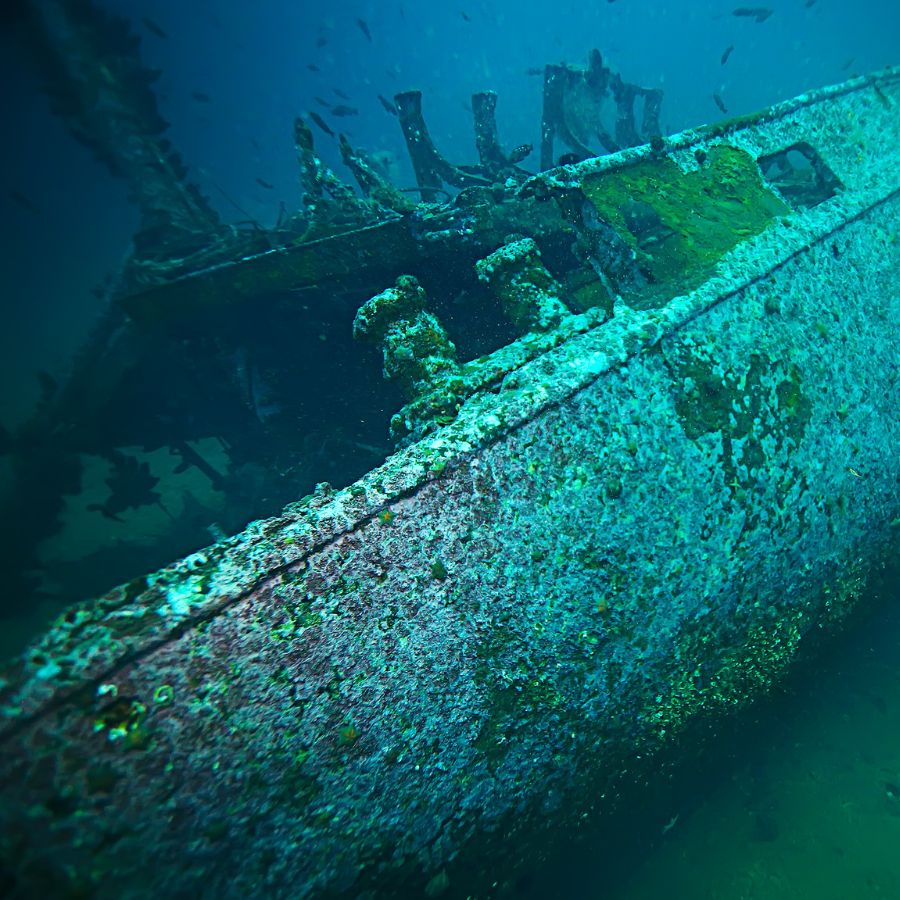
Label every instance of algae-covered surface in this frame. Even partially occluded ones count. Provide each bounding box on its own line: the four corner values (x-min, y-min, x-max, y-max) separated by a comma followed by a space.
1, 58, 898, 900
521, 571, 900, 900
581, 145, 789, 302
2, 184, 895, 897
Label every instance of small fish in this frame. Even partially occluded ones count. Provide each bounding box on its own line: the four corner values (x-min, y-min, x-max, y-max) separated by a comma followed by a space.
378, 94, 398, 116
333, 87, 351, 100
314, 96, 330, 107
356, 18, 372, 41
8, 189, 40, 214
841, 57, 855, 71
848, 466, 864, 478
316, 35, 328, 48
191, 91, 213, 103
661, 814, 679, 835
330, 104, 358, 117
732, 6, 773, 22
461, 10, 471, 21
525, 66, 544, 76
307, 63, 320, 72
713, 93, 729, 113
721, 44, 734, 65
141, 16, 168, 39
255, 177, 274, 189
805, 0, 818, 6
508, 143, 533, 164
308, 111, 335, 137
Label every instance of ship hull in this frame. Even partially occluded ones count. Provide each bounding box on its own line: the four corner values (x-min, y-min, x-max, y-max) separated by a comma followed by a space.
1, 69, 899, 898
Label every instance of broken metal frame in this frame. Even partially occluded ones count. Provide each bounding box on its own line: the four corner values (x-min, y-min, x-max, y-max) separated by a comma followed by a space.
390, 50, 662, 200
539, 48, 663, 168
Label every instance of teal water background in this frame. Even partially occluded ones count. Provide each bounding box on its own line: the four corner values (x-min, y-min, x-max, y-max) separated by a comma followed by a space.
0, 2, 898, 896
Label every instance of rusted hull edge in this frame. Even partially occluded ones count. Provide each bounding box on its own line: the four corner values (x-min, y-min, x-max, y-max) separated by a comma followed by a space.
1, 86, 899, 898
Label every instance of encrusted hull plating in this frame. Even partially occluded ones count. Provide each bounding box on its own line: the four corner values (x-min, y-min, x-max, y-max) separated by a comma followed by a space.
1, 69, 898, 898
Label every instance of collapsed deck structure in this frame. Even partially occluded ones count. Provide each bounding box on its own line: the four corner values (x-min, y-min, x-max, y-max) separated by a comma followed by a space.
0, 1, 664, 628
0, 2, 898, 897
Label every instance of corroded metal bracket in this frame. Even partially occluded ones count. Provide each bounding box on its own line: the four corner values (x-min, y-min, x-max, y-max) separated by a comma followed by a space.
472, 91, 533, 177
352, 275, 460, 398
394, 89, 533, 200
359, 239, 583, 444
540, 49, 664, 168
475, 237, 571, 332
394, 91, 492, 200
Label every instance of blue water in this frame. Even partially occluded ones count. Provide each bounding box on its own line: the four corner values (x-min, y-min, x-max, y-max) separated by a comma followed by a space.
0, 2, 898, 897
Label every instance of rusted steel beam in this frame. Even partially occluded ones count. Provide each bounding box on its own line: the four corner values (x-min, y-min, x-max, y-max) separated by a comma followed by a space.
394, 90, 491, 198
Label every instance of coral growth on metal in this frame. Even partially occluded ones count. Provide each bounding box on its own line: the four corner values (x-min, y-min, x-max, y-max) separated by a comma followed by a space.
1, 70, 899, 898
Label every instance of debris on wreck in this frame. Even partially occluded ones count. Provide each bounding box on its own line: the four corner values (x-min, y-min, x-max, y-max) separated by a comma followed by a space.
0, 1, 666, 628
86, 451, 172, 523
0, 4, 899, 898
